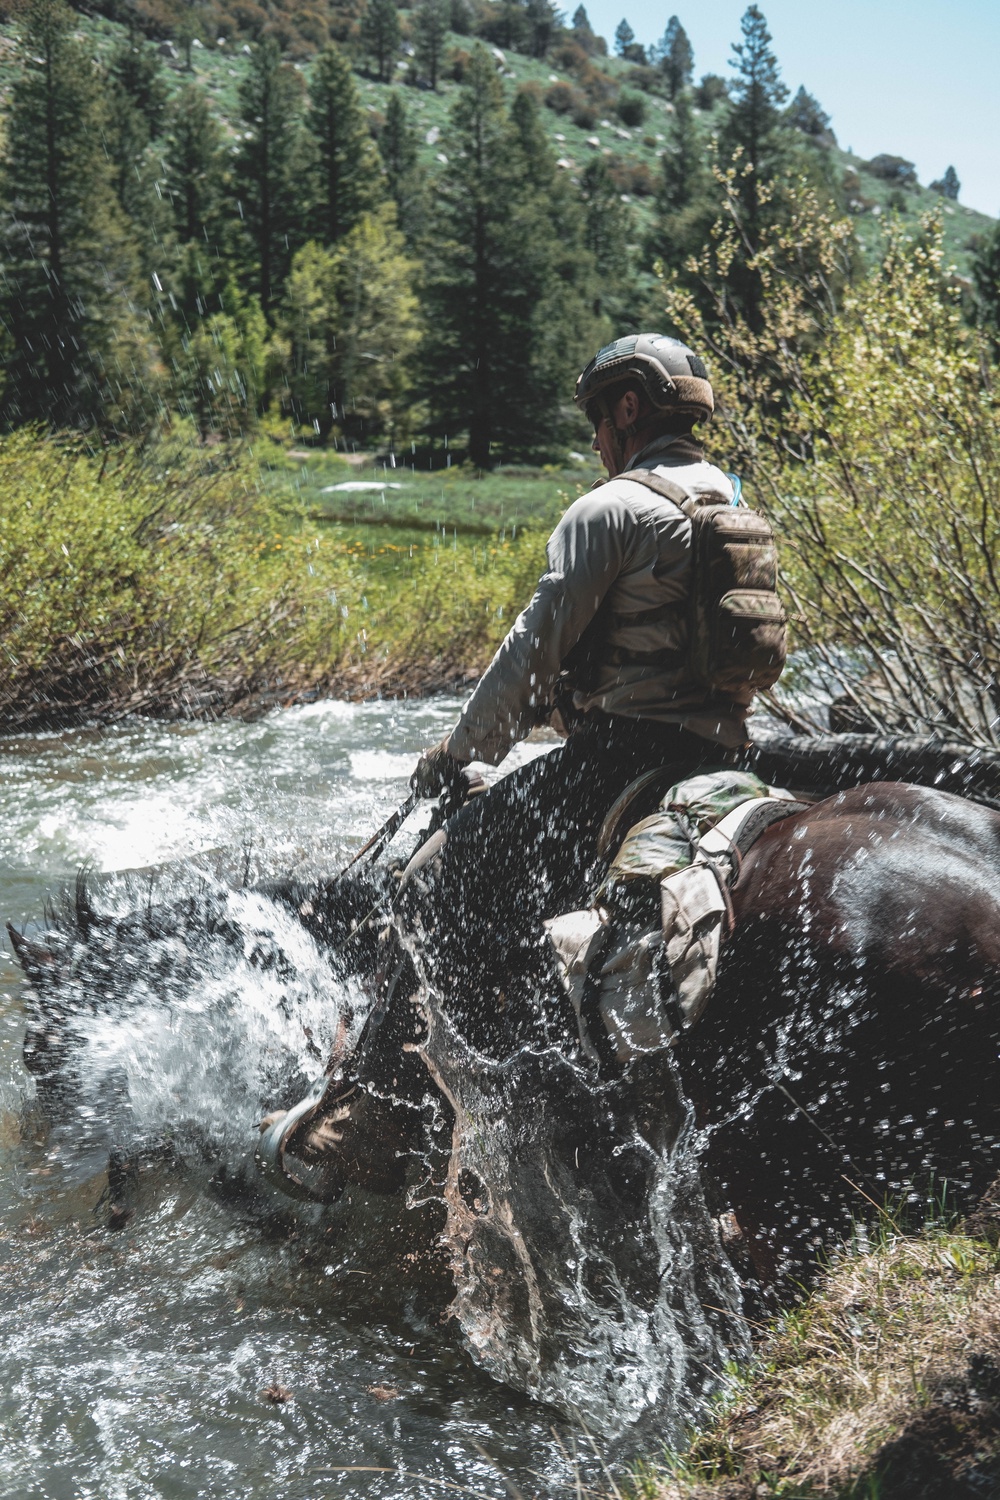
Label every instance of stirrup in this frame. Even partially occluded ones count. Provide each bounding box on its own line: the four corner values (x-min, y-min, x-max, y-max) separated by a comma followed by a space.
255, 1071, 350, 1204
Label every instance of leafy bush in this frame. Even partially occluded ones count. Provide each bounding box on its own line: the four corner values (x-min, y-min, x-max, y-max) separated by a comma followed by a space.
616, 88, 646, 127
625, 64, 660, 93
608, 156, 656, 196
543, 80, 578, 114
447, 45, 472, 81
0, 429, 553, 728
865, 152, 917, 185
662, 180, 1000, 746
693, 72, 727, 109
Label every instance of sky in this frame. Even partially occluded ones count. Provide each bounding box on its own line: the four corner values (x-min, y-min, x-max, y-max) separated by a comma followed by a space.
582, 0, 1000, 218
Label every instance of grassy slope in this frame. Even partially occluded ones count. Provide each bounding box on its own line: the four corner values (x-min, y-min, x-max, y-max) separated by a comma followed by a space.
0, 13, 990, 278
635, 1214, 1000, 1500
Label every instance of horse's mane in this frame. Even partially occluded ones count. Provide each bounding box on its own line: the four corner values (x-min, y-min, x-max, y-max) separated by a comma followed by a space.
749, 731, 1000, 813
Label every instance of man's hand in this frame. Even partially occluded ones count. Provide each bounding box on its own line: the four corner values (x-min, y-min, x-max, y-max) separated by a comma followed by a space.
410, 737, 472, 801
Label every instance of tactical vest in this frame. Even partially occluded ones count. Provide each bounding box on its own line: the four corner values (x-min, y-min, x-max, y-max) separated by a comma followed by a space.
564, 469, 787, 699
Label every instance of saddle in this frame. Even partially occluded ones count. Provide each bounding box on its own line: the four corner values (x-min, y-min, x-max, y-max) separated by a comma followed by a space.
545, 769, 808, 1065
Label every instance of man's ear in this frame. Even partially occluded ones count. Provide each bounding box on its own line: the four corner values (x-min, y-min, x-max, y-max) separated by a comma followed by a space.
616, 389, 641, 428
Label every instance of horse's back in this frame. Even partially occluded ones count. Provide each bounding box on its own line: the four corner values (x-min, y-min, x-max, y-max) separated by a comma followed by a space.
732, 781, 1000, 979
688, 782, 1000, 1271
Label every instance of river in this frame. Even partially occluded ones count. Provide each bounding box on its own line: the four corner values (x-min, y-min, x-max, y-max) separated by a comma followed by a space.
0, 698, 744, 1498
0, 699, 645, 1499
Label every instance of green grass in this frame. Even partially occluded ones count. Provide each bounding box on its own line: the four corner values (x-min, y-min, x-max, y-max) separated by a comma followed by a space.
258, 435, 597, 535
632, 1212, 1000, 1500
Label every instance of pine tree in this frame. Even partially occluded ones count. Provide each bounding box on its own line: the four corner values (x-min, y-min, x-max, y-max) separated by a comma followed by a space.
422, 48, 595, 465
787, 84, 830, 138
162, 84, 225, 245
108, 39, 167, 140
277, 204, 420, 443
235, 37, 308, 310
649, 86, 713, 276
614, 17, 634, 56
0, 0, 148, 428
509, 85, 556, 190
721, 4, 788, 238
379, 92, 426, 244
105, 74, 152, 217
509, 86, 600, 313
579, 157, 628, 277
104, 42, 170, 237
657, 16, 693, 100
413, 0, 448, 88
930, 165, 960, 201
578, 156, 633, 322
306, 44, 381, 246
659, 87, 701, 215
491, 0, 528, 51
524, 0, 559, 58
361, 0, 401, 83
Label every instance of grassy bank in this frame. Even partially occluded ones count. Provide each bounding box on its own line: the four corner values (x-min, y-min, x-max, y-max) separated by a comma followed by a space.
0, 429, 566, 732
635, 1211, 1000, 1500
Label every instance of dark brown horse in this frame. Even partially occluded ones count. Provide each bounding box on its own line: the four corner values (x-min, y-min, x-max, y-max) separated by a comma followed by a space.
10, 760, 1000, 1290
678, 780, 1000, 1279
268, 774, 1000, 1283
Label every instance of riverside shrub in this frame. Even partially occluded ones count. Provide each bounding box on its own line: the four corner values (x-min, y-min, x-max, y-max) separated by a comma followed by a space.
0, 430, 547, 729
662, 184, 1000, 747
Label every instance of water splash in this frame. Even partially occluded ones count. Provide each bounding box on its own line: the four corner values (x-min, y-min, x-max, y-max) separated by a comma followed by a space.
420, 1003, 748, 1438
35, 880, 363, 1181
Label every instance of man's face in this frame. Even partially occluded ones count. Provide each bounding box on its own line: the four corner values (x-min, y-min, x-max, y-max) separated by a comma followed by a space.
590, 390, 640, 477
591, 415, 618, 475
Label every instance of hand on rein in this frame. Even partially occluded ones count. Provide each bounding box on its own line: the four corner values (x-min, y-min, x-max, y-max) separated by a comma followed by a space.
410, 737, 485, 813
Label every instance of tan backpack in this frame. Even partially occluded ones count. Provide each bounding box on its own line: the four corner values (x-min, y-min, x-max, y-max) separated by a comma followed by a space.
628, 468, 787, 693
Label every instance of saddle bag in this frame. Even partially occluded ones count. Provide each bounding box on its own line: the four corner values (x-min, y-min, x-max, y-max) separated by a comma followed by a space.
628, 469, 788, 694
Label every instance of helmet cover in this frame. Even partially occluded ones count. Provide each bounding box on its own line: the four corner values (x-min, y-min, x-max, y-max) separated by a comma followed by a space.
575, 333, 714, 422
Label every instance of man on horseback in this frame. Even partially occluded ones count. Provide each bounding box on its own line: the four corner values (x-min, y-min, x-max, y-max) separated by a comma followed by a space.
406, 334, 772, 997
260, 334, 786, 1199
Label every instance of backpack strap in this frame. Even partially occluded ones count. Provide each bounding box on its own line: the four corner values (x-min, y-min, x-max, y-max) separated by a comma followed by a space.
624, 466, 731, 519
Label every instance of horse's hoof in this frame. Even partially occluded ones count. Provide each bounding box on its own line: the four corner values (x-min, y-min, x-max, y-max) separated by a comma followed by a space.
288, 1084, 421, 1198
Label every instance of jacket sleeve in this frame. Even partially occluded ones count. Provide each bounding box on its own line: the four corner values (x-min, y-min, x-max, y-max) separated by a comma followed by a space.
448, 491, 636, 765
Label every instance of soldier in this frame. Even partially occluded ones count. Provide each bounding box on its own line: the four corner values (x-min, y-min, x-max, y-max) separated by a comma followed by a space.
408, 334, 768, 999
260, 334, 785, 1199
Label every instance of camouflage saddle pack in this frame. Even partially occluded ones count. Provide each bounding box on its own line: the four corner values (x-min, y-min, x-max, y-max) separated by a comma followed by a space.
544, 768, 805, 1065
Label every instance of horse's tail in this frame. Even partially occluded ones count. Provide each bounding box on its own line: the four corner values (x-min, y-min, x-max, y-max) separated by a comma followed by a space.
747, 730, 1000, 813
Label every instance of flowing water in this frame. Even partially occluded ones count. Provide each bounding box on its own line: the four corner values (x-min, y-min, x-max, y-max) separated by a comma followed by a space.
0, 699, 741, 1499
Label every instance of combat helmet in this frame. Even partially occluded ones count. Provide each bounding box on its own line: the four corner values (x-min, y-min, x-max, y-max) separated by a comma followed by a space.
575, 333, 714, 424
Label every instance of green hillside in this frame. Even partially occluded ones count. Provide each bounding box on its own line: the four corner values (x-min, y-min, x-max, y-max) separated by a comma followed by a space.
3, 7, 989, 277
0, 0, 995, 469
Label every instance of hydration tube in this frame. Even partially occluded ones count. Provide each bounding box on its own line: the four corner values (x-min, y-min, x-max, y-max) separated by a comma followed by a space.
726, 473, 743, 507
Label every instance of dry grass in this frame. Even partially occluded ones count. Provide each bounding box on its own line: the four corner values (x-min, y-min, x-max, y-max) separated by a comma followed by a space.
635, 1221, 1000, 1499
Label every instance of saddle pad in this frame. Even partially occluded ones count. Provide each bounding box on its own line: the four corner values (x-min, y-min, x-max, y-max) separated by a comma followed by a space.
698, 789, 809, 866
